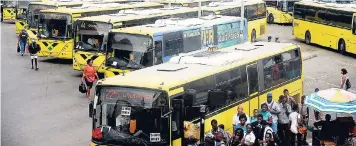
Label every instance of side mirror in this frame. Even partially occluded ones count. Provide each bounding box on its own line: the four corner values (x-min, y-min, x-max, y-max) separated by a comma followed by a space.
184, 89, 197, 107
89, 101, 93, 118
207, 89, 227, 106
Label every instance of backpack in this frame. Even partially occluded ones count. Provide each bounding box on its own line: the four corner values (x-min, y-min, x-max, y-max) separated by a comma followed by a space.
346, 78, 351, 89
79, 82, 87, 93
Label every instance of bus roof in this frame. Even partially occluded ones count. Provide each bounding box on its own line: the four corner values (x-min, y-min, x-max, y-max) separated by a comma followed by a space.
99, 42, 298, 91
158, 0, 212, 4
77, 7, 199, 23
110, 15, 244, 36
39, 2, 163, 14
296, 1, 356, 12
202, 0, 265, 11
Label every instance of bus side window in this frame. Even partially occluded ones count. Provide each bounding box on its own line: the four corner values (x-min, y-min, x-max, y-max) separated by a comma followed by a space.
247, 63, 259, 95
229, 67, 248, 101
353, 17, 356, 35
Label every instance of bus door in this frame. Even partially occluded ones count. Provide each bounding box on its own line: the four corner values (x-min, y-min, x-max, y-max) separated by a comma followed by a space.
153, 35, 163, 65
171, 99, 184, 146
246, 63, 260, 116
351, 14, 356, 54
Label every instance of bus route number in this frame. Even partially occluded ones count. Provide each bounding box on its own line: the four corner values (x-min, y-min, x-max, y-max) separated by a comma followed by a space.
150, 133, 161, 142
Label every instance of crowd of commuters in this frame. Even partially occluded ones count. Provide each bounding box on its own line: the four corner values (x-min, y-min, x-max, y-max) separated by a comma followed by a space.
202, 89, 310, 146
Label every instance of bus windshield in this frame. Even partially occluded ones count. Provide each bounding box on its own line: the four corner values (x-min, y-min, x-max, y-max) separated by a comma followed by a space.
39, 12, 71, 39
3, 1, 16, 7
107, 33, 153, 69
27, 4, 56, 28
16, 1, 31, 19
75, 21, 112, 51
93, 87, 168, 144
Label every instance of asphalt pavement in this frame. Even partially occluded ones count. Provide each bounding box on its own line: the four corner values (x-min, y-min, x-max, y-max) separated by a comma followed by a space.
1, 22, 356, 146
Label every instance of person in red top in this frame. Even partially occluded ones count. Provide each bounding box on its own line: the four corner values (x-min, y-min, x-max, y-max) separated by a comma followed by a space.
82, 59, 99, 99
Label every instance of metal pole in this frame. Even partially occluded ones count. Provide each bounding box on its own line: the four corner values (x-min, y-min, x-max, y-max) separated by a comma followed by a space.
240, 0, 244, 33
198, 1, 201, 18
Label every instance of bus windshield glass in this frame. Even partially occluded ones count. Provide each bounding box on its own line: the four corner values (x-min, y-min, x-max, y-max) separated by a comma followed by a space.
39, 12, 71, 39
94, 87, 168, 144
107, 33, 153, 69
76, 21, 112, 51
27, 4, 56, 28
16, 1, 31, 19
3, 1, 16, 7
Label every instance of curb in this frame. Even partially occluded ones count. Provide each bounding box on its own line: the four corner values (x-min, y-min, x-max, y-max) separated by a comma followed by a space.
303, 54, 318, 61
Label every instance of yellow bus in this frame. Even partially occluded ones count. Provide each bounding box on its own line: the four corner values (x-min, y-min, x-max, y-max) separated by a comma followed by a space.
88, 42, 303, 146
103, 15, 248, 77
73, 7, 200, 73
265, 0, 301, 24
35, 2, 163, 59
1, 0, 18, 21
202, 0, 267, 42
293, 1, 356, 55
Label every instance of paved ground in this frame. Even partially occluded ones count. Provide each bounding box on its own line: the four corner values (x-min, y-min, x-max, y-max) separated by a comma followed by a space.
1, 23, 355, 146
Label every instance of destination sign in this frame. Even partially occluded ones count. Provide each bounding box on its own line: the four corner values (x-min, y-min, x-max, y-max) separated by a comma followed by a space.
78, 21, 112, 31
41, 13, 70, 20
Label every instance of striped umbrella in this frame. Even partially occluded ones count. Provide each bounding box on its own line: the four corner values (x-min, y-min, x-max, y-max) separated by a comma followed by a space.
305, 88, 356, 114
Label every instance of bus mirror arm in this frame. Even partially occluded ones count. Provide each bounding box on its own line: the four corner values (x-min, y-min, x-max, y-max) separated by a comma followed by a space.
161, 108, 173, 118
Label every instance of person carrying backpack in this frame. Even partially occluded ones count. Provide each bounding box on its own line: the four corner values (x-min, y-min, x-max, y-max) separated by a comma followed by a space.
340, 68, 351, 91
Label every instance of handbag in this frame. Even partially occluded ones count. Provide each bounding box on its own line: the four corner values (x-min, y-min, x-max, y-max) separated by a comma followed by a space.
79, 82, 87, 93
17, 42, 20, 53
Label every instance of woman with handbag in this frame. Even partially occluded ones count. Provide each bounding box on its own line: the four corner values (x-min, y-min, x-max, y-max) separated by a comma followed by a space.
82, 59, 99, 99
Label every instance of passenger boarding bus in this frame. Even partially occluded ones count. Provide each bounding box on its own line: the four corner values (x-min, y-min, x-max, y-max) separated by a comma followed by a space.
265, 0, 301, 24
73, 7, 200, 73
202, 0, 267, 42
293, 1, 356, 55
88, 42, 303, 146
103, 15, 248, 77
36, 2, 163, 59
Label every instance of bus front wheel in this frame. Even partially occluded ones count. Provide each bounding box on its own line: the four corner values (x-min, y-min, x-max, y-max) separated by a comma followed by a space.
305, 31, 311, 45
338, 39, 346, 55
251, 29, 256, 42
267, 14, 274, 24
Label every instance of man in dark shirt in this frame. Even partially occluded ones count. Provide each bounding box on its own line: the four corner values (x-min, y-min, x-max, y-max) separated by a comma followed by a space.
18, 29, 28, 56
28, 39, 41, 70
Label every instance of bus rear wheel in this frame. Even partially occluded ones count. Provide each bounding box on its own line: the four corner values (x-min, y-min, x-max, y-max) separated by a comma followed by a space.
251, 29, 256, 42
267, 14, 274, 24
305, 31, 311, 45
338, 39, 346, 55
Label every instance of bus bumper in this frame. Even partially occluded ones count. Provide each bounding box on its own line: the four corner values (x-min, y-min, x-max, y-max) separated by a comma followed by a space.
73, 51, 106, 72
37, 39, 73, 59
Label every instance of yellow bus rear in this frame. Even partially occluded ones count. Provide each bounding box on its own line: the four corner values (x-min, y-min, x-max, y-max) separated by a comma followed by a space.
1, 0, 16, 21
293, 2, 356, 55
72, 7, 200, 73
202, 0, 267, 42
89, 42, 303, 146
103, 16, 249, 78
265, 0, 300, 24
36, 2, 163, 59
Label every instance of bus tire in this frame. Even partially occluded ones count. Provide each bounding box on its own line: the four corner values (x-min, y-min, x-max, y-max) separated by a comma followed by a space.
251, 29, 256, 42
305, 31, 311, 45
267, 14, 274, 24
338, 39, 346, 55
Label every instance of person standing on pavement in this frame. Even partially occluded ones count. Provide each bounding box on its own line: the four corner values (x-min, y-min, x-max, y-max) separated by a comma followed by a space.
283, 89, 297, 108
263, 93, 281, 134
277, 95, 291, 146
82, 59, 99, 99
233, 105, 250, 131
289, 105, 302, 146
18, 29, 28, 56
340, 68, 350, 91
28, 39, 41, 70
299, 95, 309, 145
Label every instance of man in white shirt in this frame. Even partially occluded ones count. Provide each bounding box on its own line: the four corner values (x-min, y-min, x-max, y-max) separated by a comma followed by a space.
263, 93, 281, 133
233, 105, 250, 131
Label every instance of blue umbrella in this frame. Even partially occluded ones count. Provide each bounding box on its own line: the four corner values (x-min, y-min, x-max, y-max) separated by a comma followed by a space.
305, 93, 356, 114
